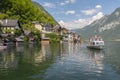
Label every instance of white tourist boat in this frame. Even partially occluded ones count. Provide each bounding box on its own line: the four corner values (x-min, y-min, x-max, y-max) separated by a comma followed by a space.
87, 35, 105, 50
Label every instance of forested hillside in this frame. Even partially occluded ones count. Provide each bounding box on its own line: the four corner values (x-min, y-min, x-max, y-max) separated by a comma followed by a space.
0, 0, 57, 30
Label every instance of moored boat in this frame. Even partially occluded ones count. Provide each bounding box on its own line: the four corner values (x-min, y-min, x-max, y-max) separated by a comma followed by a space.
0, 45, 7, 50
87, 35, 104, 50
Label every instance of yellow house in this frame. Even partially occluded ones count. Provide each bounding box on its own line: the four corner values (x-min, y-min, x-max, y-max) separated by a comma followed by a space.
32, 21, 42, 31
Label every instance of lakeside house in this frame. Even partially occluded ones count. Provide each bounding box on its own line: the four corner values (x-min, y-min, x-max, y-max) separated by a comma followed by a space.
32, 21, 56, 43
63, 32, 73, 42
41, 24, 53, 43
53, 25, 62, 35
32, 21, 42, 31
0, 19, 21, 34
42, 24, 53, 33
62, 27, 69, 34
0, 19, 22, 45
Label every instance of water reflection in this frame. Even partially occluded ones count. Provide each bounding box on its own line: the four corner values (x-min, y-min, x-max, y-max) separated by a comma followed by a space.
0, 42, 120, 80
0, 44, 51, 80
105, 41, 120, 74
0, 49, 17, 69
88, 49, 104, 62
34, 43, 49, 64
87, 49, 105, 74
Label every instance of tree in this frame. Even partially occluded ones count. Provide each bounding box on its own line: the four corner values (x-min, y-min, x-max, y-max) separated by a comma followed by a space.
14, 29, 21, 36
46, 33, 60, 42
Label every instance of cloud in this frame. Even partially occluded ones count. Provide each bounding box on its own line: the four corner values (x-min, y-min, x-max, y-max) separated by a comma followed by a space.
95, 5, 102, 9
43, 2, 55, 8
32, 0, 36, 1
59, 20, 89, 29
60, 0, 76, 6
59, 20, 83, 30
59, 12, 104, 30
76, 12, 104, 27
65, 0, 76, 3
81, 5, 102, 15
60, 2, 66, 6
59, 20, 65, 25
81, 9, 97, 15
66, 10, 75, 15
69, 0, 76, 3
91, 12, 104, 22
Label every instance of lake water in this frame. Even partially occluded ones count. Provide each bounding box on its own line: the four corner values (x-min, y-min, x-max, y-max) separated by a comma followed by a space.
0, 41, 120, 80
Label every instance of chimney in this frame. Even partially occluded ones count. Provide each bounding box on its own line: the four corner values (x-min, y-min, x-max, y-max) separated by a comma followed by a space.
6, 19, 8, 23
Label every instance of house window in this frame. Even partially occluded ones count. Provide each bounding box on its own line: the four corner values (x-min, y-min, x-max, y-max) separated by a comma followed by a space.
4, 27, 7, 30
11, 27, 14, 30
7, 27, 10, 30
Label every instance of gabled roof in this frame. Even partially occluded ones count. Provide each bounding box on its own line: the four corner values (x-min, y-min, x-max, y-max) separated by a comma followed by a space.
54, 25, 61, 30
62, 27, 69, 31
0, 19, 18, 27
44, 24, 53, 28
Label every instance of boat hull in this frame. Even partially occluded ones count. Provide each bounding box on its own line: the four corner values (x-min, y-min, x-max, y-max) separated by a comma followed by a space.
87, 45, 104, 50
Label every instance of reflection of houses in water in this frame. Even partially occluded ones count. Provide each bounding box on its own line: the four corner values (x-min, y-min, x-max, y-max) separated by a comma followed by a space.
68, 42, 80, 54
60, 42, 80, 57
0, 52, 17, 69
16, 45, 24, 52
60, 42, 72, 55
34, 43, 50, 64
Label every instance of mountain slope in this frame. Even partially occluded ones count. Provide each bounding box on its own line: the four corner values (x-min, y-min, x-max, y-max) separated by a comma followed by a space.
75, 7, 120, 41
33, 1, 58, 25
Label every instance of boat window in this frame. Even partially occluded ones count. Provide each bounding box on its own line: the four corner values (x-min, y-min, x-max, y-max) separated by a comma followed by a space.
96, 42, 99, 44
100, 42, 104, 45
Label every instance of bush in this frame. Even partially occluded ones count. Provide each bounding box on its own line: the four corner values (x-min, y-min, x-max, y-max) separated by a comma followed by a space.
31, 29, 41, 41
46, 33, 60, 42
14, 29, 21, 36
24, 35, 29, 42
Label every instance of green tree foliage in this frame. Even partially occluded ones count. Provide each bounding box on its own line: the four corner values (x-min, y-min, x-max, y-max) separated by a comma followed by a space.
24, 35, 29, 42
14, 29, 21, 36
31, 29, 41, 41
0, 0, 12, 13
0, 0, 57, 29
46, 33, 60, 42
0, 13, 8, 19
0, 24, 2, 34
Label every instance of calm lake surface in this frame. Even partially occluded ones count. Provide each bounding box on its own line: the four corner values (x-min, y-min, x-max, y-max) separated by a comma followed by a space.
0, 41, 120, 80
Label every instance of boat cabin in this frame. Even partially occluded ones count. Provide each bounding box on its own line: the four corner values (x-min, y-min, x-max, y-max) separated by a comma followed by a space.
87, 36, 104, 50
89, 36, 104, 46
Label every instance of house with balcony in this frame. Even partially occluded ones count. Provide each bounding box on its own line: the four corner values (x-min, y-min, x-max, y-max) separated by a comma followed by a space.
41, 24, 54, 43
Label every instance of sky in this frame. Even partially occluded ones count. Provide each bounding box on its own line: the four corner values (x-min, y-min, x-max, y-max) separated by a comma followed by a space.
32, 0, 120, 30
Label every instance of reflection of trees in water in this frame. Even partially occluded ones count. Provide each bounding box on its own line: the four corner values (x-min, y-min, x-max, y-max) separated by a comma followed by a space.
0, 47, 17, 69
0, 44, 58, 80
